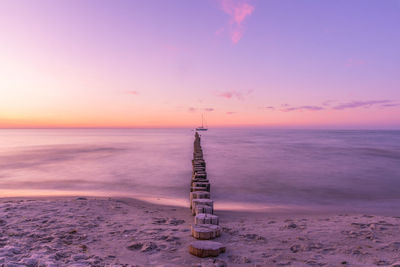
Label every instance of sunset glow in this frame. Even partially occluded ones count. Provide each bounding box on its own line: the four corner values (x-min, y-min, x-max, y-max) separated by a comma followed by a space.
1, 0, 399, 128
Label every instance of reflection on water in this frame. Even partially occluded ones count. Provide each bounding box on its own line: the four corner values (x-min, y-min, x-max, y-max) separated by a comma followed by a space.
0, 128, 400, 212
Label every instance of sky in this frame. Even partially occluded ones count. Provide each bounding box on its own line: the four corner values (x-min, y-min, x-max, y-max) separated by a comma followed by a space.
0, 0, 399, 128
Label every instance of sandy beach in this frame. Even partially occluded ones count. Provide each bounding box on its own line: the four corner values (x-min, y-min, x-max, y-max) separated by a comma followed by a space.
1, 197, 400, 266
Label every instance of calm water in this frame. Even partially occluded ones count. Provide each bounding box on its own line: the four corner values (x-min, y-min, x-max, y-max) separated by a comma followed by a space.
1, 128, 400, 213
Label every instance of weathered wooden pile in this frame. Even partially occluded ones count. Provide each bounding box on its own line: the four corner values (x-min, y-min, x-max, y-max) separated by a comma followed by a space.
189, 132, 226, 258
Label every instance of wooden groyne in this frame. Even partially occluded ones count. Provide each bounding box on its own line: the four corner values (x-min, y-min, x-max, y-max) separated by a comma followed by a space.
189, 132, 226, 258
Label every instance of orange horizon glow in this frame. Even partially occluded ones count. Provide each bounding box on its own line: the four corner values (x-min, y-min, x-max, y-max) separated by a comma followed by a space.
1, 1, 399, 129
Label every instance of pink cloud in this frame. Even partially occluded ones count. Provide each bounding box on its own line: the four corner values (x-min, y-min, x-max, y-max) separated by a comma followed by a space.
281, 105, 325, 112
127, 91, 138, 95
332, 100, 393, 110
219, 91, 234, 99
188, 107, 215, 113
231, 30, 243, 44
269, 100, 398, 113
217, 89, 254, 100
226, 111, 236, 115
322, 100, 335, 106
218, 0, 255, 44
381, 103, 400, 108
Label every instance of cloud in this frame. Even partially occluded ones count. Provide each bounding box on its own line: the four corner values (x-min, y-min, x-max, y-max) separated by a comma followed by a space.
332, 100, 393, 110
226, 111, 236, 115
262, 100, 398, 113
218, 0, 255, 43
282, 105, 325, 112
381, 103, 400, 108
322, 100, 335, 106
126, 90, 138, 95
219, 91, 235, 99
217, 89, 253, 100
188, 107, 215, 113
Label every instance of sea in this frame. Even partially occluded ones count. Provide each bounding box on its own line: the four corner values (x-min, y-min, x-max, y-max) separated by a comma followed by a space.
1, 128, 400, 214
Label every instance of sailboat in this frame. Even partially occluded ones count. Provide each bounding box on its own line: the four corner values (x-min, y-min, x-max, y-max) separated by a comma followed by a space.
196, 114, 208, 131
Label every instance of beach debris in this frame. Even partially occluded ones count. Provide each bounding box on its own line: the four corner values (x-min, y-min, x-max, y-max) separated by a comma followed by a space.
189, 241, 226, 257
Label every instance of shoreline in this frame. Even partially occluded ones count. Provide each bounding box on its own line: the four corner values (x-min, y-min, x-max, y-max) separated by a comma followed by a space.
2, 196, 400, 266
2, 194, 400, 216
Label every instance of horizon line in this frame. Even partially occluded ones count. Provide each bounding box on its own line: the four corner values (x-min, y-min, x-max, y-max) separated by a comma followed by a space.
1, 126, 400, 131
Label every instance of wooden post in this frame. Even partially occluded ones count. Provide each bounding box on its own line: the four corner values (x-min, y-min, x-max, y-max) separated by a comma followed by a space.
195, 213, 219, 225
190, 191, 210, 208
189, 132, 225, 257
189, 241, 226, 257
191, 224, 221, 240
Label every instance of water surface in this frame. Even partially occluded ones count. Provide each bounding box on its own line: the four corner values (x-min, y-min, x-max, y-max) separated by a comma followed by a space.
1, 128, 399, 213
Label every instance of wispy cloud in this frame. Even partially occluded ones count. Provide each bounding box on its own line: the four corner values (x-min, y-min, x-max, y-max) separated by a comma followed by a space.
322, 100, 335, 106
226, 111, 236, 115
264, 106, 275, 111
188, 107, 215, 113
217, 89, 254, 100
282, 105, 325, 112
381, 103, 400, 108
126, 90, 138, 95
332, 100, 393, 110
262, 100, 398, 113
218, 91, 236, 99
218, 0, 255, 43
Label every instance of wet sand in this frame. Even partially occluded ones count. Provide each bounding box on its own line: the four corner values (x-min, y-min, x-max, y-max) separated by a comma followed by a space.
1, 197, 400, 266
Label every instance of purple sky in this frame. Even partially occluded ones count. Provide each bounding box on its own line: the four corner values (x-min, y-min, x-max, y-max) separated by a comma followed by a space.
0, 0, 399, 128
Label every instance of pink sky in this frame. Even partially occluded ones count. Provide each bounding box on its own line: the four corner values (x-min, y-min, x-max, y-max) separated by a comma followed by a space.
0, 0, 399, 128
